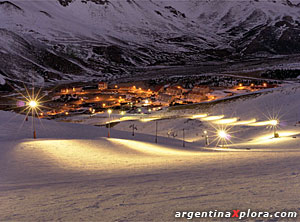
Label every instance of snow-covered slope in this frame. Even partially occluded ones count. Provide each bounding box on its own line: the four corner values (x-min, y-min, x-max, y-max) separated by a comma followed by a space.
1, 83, 300, 221
2, 0, 300, 89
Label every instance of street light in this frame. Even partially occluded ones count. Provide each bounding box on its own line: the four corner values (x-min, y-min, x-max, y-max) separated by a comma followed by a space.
204, 130, 209, 146
270, 119, 279, 138
155, 120, 158, 143
218, 130, 229, 148
129, 124, 137, 136
107, 109, 112, 138
29, 101, 37, 108
28, 100, 38, 139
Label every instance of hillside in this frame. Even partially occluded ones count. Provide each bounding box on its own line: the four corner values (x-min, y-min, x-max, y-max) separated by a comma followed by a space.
2, 0, 300, 89
1, 83, 300, 221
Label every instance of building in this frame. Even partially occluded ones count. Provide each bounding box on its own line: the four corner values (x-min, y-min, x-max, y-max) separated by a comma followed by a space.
185, 85, 210, 103
154, 85, 165, 94
98, 82, 108, 90
165, 86, 184, 96
60, 87, 82, 94
158, 93, 175, 103
191, 85, 210, 94
186, 91, 208, 103
250, 83, 277, 90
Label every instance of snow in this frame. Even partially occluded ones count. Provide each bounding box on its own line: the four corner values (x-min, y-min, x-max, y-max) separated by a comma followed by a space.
0, 74, 5, 85
2, 0, 300, 44
1, 84, 300, 220
2, 0, 300, 85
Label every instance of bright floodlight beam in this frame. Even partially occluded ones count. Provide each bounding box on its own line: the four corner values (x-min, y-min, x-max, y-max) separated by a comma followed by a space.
28, 100, 38, 139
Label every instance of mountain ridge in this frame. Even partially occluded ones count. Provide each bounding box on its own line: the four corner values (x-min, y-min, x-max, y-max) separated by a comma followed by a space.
1, 0, 300, 90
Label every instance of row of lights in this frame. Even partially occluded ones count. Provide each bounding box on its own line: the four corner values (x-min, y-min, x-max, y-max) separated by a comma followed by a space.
27, 99, 280, 147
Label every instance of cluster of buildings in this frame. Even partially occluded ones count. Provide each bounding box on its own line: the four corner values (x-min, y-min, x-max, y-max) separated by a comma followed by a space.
43, 81, 276, 117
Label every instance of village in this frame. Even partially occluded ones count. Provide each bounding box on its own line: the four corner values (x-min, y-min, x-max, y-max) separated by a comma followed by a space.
39, 79, 278, 119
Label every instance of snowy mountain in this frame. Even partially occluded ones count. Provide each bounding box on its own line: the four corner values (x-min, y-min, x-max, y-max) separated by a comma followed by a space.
2, 0, 300, 89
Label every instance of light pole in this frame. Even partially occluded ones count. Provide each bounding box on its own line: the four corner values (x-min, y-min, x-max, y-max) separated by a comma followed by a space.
129, 124, 137, 136
182, 128, 185, 147
204, 130, 209, 146
107, 109, 112, 138
218, 130, 228, 148
155, 120, 158, 143
28, 100, 38, 139
271, 119, 279, 138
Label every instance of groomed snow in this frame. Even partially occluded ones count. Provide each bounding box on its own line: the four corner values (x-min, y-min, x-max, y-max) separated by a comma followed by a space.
1, 84, 300, 221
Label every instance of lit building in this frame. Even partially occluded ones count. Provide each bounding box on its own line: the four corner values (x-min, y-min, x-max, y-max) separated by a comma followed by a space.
185, 85, 210, 102
98, 82, 108, 90
166, 86, 184, 96
158, 93, 175, 103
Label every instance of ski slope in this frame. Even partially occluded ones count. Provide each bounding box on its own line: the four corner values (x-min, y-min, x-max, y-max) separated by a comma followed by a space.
1, 84, 300, 221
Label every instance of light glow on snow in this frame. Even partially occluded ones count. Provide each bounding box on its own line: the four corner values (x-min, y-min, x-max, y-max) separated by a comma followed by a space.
247, 131, 298, 145
189, 114, 208, 119
230, 118, 257, 126
248, 120, 280, 126
108, 138, 199, 156
214, 118, 238, 124
202, 115, 224, 121
139, 117, 161, 122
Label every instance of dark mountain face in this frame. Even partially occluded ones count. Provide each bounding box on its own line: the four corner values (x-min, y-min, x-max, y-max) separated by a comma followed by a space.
1, 0, 300, 90
58, 0, 109, 6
